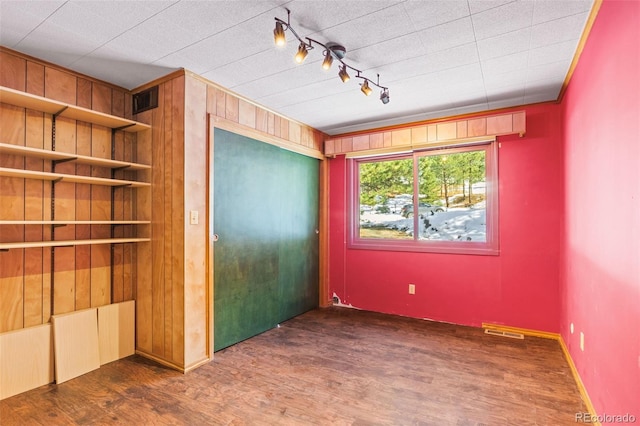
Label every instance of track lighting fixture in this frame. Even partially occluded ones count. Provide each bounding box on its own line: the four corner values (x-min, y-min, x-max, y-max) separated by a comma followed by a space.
295, 42, 308, 64
273, 9, 390, 104
273, 21, 286, 47
338, 64, 350, 83
322, 51, 333, 70
380, 88, 390, 104
360, 80, 372, 96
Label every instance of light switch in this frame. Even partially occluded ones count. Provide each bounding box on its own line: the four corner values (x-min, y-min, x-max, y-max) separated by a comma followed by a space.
189, 210, 199, 225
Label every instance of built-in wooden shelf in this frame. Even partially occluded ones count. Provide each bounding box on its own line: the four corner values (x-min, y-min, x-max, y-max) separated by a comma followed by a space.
0, 220, 150, 225
0, 167, 150, 187
0, 143, 150, 170
0, 86, 150, 132
0, 238, 150, 250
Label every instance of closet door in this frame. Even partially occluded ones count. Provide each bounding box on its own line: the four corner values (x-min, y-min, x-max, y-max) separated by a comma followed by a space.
213, 128, 319, 351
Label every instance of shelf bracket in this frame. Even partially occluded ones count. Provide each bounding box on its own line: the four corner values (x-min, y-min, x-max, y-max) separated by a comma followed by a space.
114, 123, 136, 132
52, 156, 77, 165
53, 105, 68, 118
52, 223, 67, 228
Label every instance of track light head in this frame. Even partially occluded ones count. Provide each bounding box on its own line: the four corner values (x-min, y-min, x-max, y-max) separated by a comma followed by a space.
322, 51, 333, 70
273, 21, 286, 47
380, 88, 390, 104
295, 42, 308, 64
338, 65, 350, 83
360, 80, 373, 96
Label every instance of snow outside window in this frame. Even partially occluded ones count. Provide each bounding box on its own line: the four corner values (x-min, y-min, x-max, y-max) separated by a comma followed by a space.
348, 142, 499, 255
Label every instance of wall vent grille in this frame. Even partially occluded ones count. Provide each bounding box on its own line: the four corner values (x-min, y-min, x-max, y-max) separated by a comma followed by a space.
133, 86, 158, 114
484, 329, 525, 339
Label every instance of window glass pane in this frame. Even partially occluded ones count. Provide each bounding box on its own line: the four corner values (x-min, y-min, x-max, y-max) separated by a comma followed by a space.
358, 157, 414, 240
416, 150, 486, 242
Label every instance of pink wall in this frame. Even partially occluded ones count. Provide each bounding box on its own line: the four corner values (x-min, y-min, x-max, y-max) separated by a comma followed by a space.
561, 0, 640, 419
328, 103, 564, 332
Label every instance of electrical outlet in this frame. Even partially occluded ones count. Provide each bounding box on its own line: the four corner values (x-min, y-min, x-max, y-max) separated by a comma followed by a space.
189, 210, 199, 225
408, 284, 415, 295
580, 332, 584, 351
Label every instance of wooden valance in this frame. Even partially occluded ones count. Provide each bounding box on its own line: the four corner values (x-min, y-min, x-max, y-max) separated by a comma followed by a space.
325, 110, 525, 156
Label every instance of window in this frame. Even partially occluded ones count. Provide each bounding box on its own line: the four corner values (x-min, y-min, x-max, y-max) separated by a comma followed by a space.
348, 142, 498, 255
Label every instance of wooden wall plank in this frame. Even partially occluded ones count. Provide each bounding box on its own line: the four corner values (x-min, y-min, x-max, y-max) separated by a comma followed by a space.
487, 114, 512, 135
77, 78, 92, 109
53, 246, 75, 315
44, 68, 76, 104
383, 131, 392, 147
163, 79, 174, 360
370, 133, 384, 149
52, 308, 100, 384
289, 121, 301, 145
238, 99, 256, 128
352, 135, 370, 152
437, 122, 457, 140
90, 125, 112, 308
112, 131, 126, 303
0, 250, 24, 332
457, 120, 468, 138
0, 51, 25, 90
412, 126, 427, 144
255, 108, 268, 133
273, 115, 281, 138
341, 137, 353, 153
151, 83, 166, 356
0, 324, 54, 400
0, 105, 26, 332
391, 129, 411, 146
23, 109, 45, 327
468, 118, 487, 137
75, 122, 92, 311
183, 75, 208, 367
134, 109, 153, 353
427, 125, 437, 142
26, 62, 44, 96
214, 88, 225, 118
92, 83, 112, 114
513, 111, 526, 135
280, 116, 289, 140
224, 94, 239, 123
267, 112, 275, 135
171, 76, 186, 365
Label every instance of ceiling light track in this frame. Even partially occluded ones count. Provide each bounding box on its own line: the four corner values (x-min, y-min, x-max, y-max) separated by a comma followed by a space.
274, 9, 390, 104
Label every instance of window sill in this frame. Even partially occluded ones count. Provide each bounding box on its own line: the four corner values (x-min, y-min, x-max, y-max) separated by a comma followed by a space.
348, 239, 500, 256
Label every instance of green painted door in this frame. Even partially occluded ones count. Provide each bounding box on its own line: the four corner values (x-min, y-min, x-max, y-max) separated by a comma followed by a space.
213, 129, 319, 351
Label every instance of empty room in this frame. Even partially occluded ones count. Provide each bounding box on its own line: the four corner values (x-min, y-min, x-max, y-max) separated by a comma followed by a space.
0, 0, 638, 424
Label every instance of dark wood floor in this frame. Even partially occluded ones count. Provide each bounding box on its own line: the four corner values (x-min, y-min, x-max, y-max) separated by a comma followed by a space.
1, 307, 586, 425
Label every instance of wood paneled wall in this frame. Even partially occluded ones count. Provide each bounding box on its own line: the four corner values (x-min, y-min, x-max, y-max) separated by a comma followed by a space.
134, 75, 187, 369
0, 48, 140, 333
133, 70, 326, 371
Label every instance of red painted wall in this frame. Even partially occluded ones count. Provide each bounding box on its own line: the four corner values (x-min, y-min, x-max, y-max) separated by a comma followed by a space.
561, 0, 640, 419
328, 102, 564, 332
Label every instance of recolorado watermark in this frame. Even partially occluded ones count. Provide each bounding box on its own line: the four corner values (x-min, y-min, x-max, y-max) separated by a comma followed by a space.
576, 412, 637, 423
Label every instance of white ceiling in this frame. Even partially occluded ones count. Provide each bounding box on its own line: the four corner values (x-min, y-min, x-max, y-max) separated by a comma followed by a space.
0, 0, 594, 135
